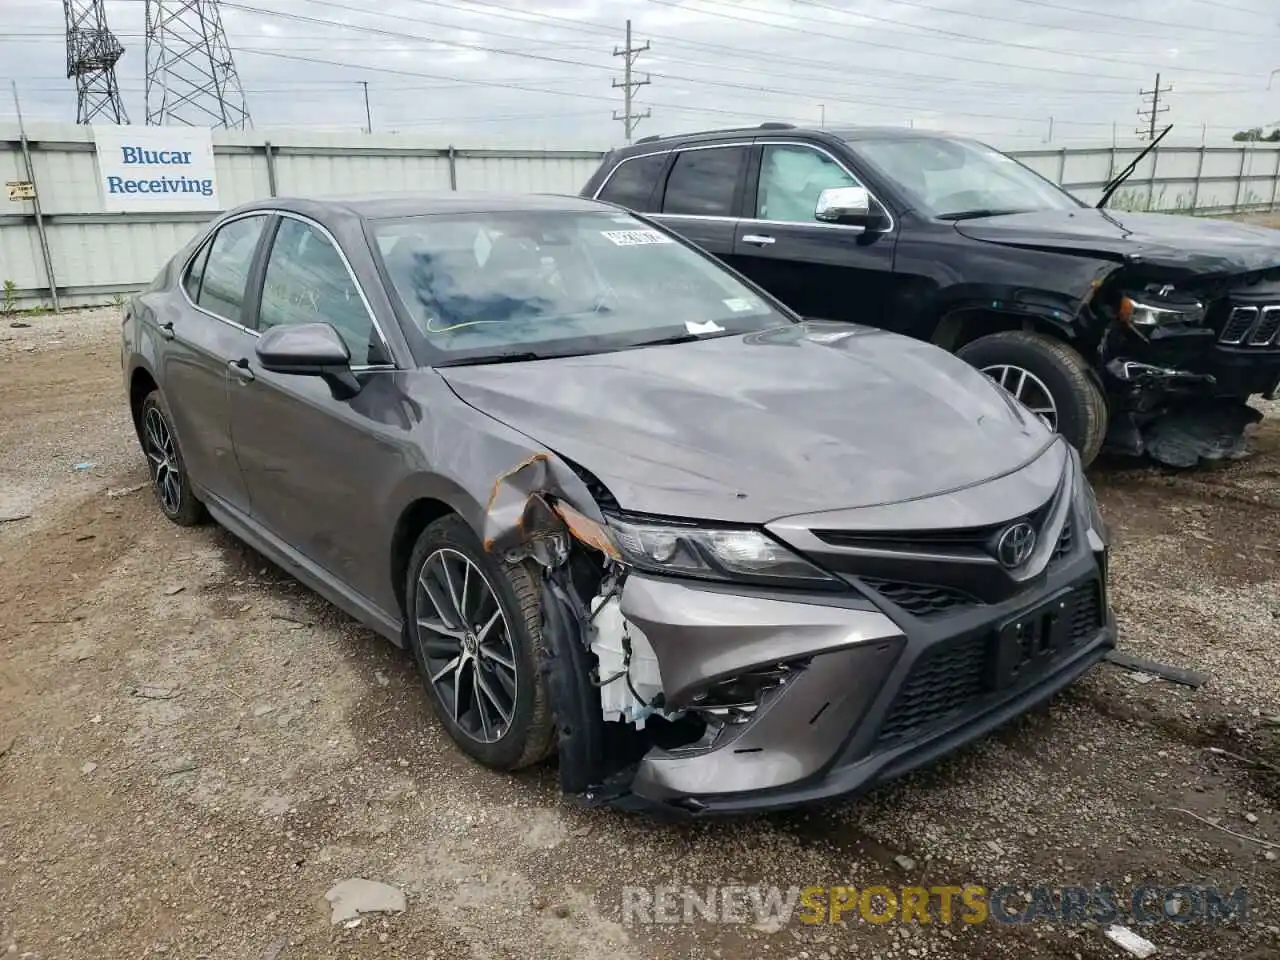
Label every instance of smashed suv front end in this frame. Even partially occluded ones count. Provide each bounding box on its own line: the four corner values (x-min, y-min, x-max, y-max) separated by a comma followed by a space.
558, 438, 1114, 815
1094, 267, 1280, 466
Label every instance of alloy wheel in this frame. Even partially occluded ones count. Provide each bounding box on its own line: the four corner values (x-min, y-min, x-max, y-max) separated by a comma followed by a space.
144, 406, 182, 514
414, 548, 519, 744
981, 364, 1059, 431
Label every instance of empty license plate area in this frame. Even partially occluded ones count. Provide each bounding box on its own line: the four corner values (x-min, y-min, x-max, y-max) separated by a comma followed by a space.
987, 585, 1080, 690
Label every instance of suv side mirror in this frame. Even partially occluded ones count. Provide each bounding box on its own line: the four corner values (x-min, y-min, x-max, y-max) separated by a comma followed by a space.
815, 186, 887, 229
255, 322, 361, 399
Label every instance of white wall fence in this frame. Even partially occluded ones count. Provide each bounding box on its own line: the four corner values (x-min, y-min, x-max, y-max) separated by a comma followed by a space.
3, 121, 1279, 311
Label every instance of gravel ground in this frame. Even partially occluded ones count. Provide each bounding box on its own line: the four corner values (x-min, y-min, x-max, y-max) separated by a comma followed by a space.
1, 308, 1278, 960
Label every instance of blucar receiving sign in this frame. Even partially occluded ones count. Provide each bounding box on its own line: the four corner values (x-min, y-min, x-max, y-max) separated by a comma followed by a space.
93, 126, 219, 213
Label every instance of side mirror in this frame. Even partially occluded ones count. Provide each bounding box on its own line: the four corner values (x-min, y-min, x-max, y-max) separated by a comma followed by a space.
255, 322, 361, 399
815, 186, 887, 229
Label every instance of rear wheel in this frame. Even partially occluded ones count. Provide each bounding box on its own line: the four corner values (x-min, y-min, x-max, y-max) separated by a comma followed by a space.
138, 390, 206, 526
405, 515, 556, 771
957, 330, 1108, 466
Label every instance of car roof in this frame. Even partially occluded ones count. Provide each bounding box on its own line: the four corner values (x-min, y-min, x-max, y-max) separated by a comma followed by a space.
612, 124, 959, 154
233, 191, 610, 221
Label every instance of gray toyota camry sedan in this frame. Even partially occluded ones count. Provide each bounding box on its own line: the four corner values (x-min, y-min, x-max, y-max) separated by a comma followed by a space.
122, 192, 1116, 815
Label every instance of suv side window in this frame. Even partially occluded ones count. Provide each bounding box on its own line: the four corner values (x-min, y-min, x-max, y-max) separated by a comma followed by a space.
661, 146, 748, 217
195, 215, 268, 325
258, 216, 389, 366
598, 153, 666, 211
756, 144, 861, 223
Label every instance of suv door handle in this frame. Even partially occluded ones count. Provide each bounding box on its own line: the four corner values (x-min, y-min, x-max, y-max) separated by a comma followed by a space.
158, 320, 175, 341
741, 234, 776, 246
228, 358, 255, 384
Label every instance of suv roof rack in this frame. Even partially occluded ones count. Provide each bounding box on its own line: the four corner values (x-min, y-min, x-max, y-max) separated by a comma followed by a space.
758, 122, 796, 129
634, 134, 662, 144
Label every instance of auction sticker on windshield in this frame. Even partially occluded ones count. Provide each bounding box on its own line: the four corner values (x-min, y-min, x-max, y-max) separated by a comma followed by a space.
601, 229, 674, 246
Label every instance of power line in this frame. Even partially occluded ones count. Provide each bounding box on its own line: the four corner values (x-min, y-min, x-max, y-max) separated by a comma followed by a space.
1137, 72, 1173, 141
390, 0, 1209, 94
612, 18, 650, 142
644, 0, 1268, 81
221, 2, 1131, 130
794, 0, 1277, 45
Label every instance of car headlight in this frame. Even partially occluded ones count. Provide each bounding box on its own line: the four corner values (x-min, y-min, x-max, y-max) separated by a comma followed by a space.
1118, 293, 1204, 328
605, 516, 840, 588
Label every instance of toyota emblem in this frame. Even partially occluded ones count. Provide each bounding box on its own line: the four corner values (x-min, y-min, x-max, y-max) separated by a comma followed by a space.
996, 521, 1037, 568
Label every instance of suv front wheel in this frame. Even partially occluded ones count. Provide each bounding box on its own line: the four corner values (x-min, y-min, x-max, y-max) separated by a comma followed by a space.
956, 331, 1108, 466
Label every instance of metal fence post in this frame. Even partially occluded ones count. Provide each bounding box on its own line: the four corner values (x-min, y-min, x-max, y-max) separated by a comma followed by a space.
1190, 145, 1205, 213
264, 140, 278, 197
1270, 148, 1279, 213
1057, 147, 1067, 186
10, 82, 59, 312
447, 146, 457, 191
1147, 146, 1159, 211
1232, 145, 1247, 212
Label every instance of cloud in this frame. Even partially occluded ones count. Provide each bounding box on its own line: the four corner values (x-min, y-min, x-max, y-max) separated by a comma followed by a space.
1, 0, 1276, 148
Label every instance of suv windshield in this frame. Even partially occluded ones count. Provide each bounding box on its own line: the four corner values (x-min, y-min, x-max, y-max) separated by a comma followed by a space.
372, 210, 790, 364
846, 136, 1083, 220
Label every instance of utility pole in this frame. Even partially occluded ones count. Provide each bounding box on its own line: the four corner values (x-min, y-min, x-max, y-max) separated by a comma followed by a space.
612, 19, 650, 143
359, 81, 372, 133
1136, 72, 1172, 141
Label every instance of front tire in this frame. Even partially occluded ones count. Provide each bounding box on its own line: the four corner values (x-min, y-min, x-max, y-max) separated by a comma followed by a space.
957, 331, 1108, 466
405, 515, 556, 771
138, 390, 206, 526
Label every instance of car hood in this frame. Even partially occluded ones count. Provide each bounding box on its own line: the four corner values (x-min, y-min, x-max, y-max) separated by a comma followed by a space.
953, 207, 1280, 275
438, 323, 1055, 525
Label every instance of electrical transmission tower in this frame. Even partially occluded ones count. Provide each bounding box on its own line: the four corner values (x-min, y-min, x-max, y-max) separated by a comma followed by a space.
62, 0, 129, 124
1136, 72, 1172, 141
144, 0, 251, 129
612, 19, 650, 143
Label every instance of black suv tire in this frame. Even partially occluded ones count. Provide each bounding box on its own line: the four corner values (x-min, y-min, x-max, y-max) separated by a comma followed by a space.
957, 331, 1108, 466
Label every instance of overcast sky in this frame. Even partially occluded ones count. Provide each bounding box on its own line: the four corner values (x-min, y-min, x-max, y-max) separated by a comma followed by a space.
2, 0, 1278, 148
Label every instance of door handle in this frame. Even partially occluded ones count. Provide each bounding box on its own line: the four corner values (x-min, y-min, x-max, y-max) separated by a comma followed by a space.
228, 358, 255, 384
741, 234, 776, 246
158, 320, 175, 341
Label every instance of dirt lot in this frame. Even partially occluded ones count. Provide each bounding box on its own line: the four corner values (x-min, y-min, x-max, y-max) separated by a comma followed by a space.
1, 308, 1278, 960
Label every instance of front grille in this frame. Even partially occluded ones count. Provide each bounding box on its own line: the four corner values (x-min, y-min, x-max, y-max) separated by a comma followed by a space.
876, 579, 1103, 746
861, 578, 980, 617
1218, 305, 1280, 347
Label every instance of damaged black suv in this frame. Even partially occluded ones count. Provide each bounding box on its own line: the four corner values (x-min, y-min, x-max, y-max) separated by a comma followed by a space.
581, 124, 1280, 467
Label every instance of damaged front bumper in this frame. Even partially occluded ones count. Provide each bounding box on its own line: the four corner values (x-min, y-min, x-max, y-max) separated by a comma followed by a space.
599, 552, 1113, 815
1099, 293, 1280, 466
534, 457, 1116, 816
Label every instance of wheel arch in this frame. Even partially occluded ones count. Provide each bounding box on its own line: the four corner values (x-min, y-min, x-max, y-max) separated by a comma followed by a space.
932, 303, 1081, 353
387, 482, 478, 626
128, 363, 160, 441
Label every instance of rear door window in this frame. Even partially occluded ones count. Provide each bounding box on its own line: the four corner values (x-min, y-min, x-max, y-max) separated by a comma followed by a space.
195, 215, 268, 325
661, 146, 748, 217
597, 153, 667, 211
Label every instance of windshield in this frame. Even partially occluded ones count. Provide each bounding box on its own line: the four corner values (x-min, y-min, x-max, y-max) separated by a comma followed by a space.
846, 136, 1083, 220
371, 210, 791, 364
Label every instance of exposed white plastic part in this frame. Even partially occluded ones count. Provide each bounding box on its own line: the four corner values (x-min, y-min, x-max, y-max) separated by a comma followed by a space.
590, 593, 665, 728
